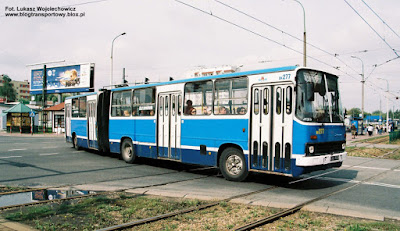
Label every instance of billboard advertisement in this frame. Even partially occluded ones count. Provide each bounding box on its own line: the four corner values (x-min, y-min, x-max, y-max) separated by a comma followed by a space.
30, 63, 94, 94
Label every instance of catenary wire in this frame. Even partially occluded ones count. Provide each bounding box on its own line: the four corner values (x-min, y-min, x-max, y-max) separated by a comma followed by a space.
174, 0, 363, 83
361, 0, 400, 41
344, 0, 400, 57
214, 0, 362, 77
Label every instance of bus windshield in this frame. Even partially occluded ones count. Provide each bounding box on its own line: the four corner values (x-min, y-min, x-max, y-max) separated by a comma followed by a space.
296, 70, 343, 123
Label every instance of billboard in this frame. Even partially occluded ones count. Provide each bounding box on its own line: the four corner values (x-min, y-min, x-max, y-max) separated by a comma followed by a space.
30, 63, 94, 94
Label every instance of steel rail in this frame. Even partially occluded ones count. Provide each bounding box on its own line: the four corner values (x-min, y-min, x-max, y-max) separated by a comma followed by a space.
0, 166, 217, 211
235, 162, 400, 230
95, 149, 399, 231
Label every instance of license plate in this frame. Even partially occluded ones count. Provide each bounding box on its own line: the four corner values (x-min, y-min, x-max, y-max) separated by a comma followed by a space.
331, 155, 339, 161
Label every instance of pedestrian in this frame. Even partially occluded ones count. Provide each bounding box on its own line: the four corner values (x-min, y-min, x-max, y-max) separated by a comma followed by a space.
367, 124, 374, 136
351, 124, 357, 139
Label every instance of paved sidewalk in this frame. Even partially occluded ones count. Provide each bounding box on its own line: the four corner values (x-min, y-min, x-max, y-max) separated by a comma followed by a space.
346, 132, 400, 149
0, 130, 62, 138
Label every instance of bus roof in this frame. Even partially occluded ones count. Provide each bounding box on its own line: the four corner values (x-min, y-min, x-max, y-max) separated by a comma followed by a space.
65, 92, 97, 100
111, 65, 298, 92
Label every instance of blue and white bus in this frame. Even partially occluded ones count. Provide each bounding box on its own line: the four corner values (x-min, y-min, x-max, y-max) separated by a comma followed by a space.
65, 66, 347, 181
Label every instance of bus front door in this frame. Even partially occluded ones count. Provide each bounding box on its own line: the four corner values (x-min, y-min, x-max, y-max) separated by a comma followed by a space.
87, 100, 97, 148
251, 84, 293, 173
158, 92, 182, 160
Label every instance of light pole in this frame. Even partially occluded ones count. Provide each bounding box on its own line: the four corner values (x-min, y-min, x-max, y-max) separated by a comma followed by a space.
289, 0, 306, 67
351, 56, 365, 121
378, 78, 389, 132
111, 32, 126, 88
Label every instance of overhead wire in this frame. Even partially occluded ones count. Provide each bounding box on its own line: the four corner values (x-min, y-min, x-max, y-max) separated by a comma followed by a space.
214, 0, 363, 77
175, 0, 395, 102
344, 0, 399, 57
361, 0, 400, 41
175, 0, 364, 82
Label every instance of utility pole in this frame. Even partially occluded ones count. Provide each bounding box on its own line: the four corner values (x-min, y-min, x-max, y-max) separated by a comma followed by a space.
351, 56, 365, 122
42, 65, 47, 133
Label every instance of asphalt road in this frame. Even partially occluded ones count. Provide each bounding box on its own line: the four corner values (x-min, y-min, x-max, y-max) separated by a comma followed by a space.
0, 134, 399, 221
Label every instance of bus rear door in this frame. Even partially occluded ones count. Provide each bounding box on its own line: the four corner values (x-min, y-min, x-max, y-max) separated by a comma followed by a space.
87, 100, 97, 148
251, 84, 293, 173
158, 92, 182, 160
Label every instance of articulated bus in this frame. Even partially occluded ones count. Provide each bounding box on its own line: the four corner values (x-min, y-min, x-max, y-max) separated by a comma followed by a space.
65, 66, 347, 181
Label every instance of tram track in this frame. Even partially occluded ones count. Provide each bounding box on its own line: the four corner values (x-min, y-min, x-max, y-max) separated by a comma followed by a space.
93, 156, 400, 231
2, 152, 399, 230
235, 162, 400, 230
0, 165, 218, 211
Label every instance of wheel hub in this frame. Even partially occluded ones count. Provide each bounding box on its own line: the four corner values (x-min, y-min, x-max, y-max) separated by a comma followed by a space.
226, 155, 242, 175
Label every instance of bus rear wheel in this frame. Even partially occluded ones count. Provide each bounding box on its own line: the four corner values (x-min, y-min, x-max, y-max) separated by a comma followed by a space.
121, 139, 136, 164
219, 148, 248, 182
73, 135, 80, 150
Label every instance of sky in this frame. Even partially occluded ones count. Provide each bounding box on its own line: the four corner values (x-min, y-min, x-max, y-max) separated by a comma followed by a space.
1, 0, 399, 113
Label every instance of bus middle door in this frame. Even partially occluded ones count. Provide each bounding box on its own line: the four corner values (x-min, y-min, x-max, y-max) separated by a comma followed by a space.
157, 92, 182, 160
251, 85, 273, 171
87, 100, 97, 148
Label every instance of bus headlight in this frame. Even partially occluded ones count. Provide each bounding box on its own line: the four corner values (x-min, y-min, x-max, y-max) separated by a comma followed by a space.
342, 143, 346, 150
309, 145, 315, 154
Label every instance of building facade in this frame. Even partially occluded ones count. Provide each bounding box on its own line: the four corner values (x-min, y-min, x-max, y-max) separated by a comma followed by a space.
0, 79, 30, 101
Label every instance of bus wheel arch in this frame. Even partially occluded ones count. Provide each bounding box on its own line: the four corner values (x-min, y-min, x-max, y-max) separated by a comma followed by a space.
120, 137, 136, 164
218, 144, 248, 182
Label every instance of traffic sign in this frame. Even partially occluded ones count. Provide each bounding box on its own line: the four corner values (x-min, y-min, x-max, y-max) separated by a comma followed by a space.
29, 111, 36, 117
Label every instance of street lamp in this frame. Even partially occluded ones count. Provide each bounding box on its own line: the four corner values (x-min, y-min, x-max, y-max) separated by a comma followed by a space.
285, 0, 306, 66
378, 78, 390, 132
351, 56, 365, 121
111, 32, 126, 88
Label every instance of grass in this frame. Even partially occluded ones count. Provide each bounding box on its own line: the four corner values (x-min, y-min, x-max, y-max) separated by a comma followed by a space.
3, 193, 204, 230
3, 193, 400, 230
347, 134, 400, 159
346, 146, 396, 158
0, 185, 27, 193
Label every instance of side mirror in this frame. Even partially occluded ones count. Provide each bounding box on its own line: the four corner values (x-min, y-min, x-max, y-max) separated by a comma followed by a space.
306, 82, 314, 101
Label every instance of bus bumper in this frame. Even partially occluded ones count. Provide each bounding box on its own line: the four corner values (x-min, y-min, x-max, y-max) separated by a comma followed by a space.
295, 152, 347, 167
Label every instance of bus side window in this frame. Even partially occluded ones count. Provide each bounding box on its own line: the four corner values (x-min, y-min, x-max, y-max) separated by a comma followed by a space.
214, 77, 248, 115
72, 98, 79, 118
111, 91, 131, 117
79, 96, 87, 118
184, 80, 213, 116
132, 88, 155, 116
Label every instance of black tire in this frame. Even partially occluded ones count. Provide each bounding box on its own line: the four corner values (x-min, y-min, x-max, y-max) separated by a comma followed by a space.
121, 139, 136, 164
73, 135, 80, 150
219, 147, 248, 182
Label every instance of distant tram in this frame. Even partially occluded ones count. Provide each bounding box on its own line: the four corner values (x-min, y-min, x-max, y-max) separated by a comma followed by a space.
65, 66, 347, 181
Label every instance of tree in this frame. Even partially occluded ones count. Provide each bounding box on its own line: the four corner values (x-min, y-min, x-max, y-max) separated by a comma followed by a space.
18, 98, 30, 104
347, 108, 362, 117
371, 110, 383, 116
0, 74, 17, 102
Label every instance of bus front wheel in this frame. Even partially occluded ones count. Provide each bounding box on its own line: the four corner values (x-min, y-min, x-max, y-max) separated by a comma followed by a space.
219, 148, 248, 182
121, 139, 136, 164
